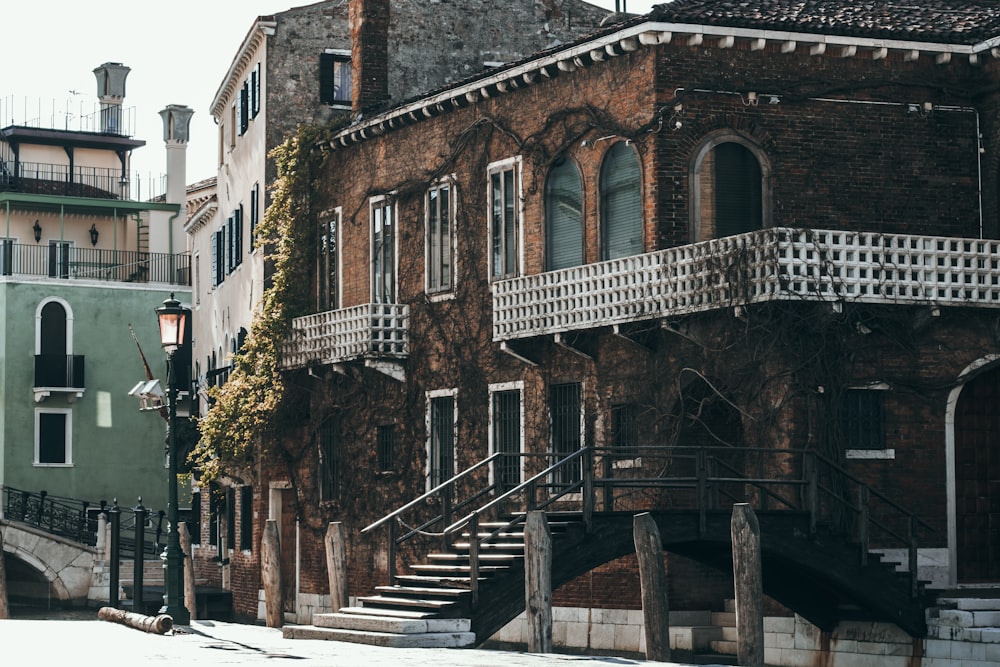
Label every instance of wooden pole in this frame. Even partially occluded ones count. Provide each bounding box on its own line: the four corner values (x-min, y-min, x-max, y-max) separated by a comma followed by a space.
633, 512, 670, 662
524, 510, 552, 653
178, 521, 197, 620
731, 503, 764, 667
0, 526, 9, 619
98, 606, 173, 634
324, 522, 348, 613
262, 519, 283, 628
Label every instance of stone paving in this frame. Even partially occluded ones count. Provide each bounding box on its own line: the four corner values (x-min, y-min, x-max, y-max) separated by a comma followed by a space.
0, 619, 716, 667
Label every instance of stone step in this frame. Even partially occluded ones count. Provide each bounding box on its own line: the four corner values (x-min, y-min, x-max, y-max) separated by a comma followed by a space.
393, 574, 480, 588
314, 612, 470, 634
338, 606, 438, 620
357, 595, 457, 612
934, 608, 1000, 628
938, 597, 1000, 612
669, 610, 712, 626
668, 625, 722, 651
375, 585, 471, 600
711, 611, 736, 627
408, 564, 508, 576
426, 552, 522, 563
721, 625, 738, 642
708, 639, 739, 655
283, 625, 476, 648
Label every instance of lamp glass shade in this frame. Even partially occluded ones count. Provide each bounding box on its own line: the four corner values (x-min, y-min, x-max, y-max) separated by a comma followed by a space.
155, 296, 187, 352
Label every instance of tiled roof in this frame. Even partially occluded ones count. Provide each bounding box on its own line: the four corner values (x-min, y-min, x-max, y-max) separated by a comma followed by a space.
649, 0, 1000, 45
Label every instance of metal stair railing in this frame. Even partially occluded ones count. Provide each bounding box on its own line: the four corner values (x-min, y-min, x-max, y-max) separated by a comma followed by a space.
363, 445, 934, 609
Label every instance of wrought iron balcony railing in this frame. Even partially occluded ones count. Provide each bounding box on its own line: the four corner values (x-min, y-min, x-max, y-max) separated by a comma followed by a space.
1, 160, 127, 199
280, 303, 409, 370
493, 227, 1000, 341
0, 242, 190, 286
34, 354, 85, 390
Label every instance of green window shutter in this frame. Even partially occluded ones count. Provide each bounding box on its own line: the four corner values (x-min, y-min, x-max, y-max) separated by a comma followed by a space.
545, 159, 584, 271
600, 142, 642, 260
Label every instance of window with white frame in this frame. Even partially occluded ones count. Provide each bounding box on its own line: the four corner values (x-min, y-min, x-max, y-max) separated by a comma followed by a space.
35, 408, 72, 465
489, 158, 521, 280
490, 382, 524, 491
843, 385, 891, 458
371, 197, 396, 304
426, 181, 455, 294
426, 390, 457, 490
318, 208, 340, 311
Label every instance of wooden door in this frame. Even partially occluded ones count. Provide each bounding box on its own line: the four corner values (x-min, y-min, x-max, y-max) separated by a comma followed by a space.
955, 368, 1000, 581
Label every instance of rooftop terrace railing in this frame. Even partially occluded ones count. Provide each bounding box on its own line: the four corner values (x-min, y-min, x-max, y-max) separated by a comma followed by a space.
0, 242, 190, 286
0, 96, 137, 137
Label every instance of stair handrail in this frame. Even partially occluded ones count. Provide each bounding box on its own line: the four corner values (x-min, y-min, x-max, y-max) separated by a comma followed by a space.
808, 450, 933, 598
361, 452, 502, 535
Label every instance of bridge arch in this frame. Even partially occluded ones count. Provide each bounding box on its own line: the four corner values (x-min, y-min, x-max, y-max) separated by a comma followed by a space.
1, 521, 97, 603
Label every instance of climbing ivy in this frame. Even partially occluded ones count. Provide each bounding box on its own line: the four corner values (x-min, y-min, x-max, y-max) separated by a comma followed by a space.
190, 123, 336, 485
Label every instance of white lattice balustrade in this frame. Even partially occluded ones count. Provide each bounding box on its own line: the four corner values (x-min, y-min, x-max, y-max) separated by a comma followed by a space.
280, 303, 409, 370
493, 228, 1000, 340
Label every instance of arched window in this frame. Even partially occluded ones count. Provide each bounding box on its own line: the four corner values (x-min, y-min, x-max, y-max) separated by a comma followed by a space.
545, 159, 584, 271
692, 135, 770, 242
600, 141, 643, 261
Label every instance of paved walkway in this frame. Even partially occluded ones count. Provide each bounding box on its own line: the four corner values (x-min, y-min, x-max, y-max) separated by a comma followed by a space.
0, 619, 720, 667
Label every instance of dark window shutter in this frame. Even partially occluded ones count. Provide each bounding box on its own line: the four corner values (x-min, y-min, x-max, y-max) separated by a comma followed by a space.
319, 53, 335, 105
211, 230, 218, 286
713, 142, 762, 238
251, 64, 260, 118
545, 160, 584, 271
239, 83, 249, 135
600, 142, 643, 260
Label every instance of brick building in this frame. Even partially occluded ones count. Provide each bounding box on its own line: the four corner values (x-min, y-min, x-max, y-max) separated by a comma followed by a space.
197, 1, 1000, 663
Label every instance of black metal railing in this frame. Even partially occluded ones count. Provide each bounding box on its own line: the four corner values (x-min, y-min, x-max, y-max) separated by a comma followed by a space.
0, 160, 127, 199
34, 354, 85, 389
363, 446, 933, 604
0, 242, 190, 286
1, 486, 100, 545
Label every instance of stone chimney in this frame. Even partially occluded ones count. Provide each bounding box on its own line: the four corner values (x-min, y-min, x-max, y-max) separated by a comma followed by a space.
159, 104, 194, 256
93, 62, 130, 134
350, 0, 390, 114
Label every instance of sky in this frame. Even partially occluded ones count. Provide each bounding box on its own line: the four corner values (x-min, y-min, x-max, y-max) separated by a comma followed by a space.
5, 1, 658, 189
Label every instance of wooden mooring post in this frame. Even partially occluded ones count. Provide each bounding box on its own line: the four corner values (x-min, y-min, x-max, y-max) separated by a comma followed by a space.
325, 522, 348, 613
0, 525, 9, 619
524, 510, 552, 653
179, 521, 197, 620
262, 519, 283, 628
633, 512, 670, 662
731, 503, 764, 667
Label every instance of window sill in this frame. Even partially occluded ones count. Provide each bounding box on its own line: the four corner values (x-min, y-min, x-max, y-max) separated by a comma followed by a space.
845, 448, 895, 460
427, 290, 456, 303
33, 462, 73, 468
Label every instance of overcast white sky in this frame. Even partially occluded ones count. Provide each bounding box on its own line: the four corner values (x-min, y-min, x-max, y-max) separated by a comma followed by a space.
5, 1, 657, 187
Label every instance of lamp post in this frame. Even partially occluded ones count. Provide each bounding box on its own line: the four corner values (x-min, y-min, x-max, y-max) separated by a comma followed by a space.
154, 293, 190, 624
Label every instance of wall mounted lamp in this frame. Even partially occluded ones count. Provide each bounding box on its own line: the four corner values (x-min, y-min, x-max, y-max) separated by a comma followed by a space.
32, 220, 41, 242
89, 224, 99, 246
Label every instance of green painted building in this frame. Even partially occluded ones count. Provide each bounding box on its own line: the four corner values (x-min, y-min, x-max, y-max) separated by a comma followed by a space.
0, 62, 192, 517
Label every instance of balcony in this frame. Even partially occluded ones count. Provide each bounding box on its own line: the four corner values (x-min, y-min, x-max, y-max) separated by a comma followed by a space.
0, 242, 190, 286
34, 354, 85, 402
1, 161, 127, 199
493, 228, 1000, 341
280, 303, 409, 378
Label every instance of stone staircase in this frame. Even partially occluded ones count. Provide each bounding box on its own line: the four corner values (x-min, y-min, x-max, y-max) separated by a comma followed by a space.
928, 590, 1000, 643
284, 516, 582, 647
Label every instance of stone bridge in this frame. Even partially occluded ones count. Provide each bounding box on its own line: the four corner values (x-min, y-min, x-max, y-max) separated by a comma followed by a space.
1, 519, 100, 605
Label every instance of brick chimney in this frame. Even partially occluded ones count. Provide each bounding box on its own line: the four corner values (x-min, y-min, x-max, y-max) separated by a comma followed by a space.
350, 0, 389, 114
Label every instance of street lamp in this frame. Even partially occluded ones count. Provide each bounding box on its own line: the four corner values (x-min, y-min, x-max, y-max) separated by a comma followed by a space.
154, 293, 190, 625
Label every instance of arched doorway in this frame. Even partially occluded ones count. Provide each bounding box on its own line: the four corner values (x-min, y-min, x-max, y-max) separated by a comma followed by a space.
953, 365, 1000, 582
